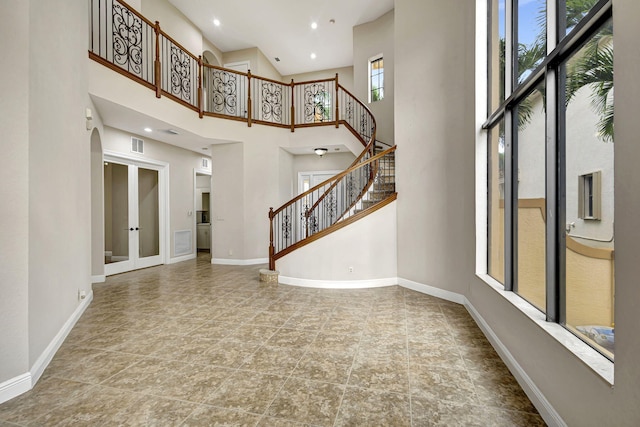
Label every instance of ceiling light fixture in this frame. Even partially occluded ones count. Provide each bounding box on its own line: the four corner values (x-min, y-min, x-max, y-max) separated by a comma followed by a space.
213, 18, 220, 26
311, 22, 318, 29
144, 127, 152, 132
314, 148, 328, 157
310, 53, 316, 59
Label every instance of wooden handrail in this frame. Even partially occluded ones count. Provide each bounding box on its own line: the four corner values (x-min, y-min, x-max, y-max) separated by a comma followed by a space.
157, 29, 200, 62
113, 0, 155, 27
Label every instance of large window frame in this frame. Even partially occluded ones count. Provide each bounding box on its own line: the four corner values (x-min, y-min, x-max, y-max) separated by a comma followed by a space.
482, 0, 614, 359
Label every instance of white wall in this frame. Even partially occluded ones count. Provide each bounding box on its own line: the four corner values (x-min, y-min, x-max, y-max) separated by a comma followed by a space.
354, 9, 395, 145
277, 202, 397, 282
0, 0, 30, 386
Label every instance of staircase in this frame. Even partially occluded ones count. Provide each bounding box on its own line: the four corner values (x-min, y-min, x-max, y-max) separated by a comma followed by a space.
87, 0, 397, 272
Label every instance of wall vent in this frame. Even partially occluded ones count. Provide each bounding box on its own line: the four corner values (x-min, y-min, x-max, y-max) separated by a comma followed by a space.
131, 137, 144, 154
202, 158, 209, 169
174, 230, 192, 256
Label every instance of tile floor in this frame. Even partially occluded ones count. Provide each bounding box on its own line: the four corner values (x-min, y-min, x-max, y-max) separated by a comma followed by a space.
0, 254, 545, 426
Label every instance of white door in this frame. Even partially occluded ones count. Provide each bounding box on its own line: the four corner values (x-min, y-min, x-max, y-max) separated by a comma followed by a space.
104, 157, 166, 275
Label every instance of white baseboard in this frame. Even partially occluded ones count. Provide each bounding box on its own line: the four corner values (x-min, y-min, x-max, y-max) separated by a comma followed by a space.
212, 258, 268, 266
91, 275, 105, 283
168, 253, 196, 264
278, 276, 397, 289
464, 301, 566, 427
0, 373, 31, 405
30, 290, 94, 386
397, 277, 466, 304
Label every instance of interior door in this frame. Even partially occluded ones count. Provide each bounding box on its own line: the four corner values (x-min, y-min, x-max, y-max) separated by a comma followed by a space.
104, 160, 163, 275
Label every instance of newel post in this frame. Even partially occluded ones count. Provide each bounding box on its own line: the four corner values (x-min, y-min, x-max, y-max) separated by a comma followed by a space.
247, 70, 253, 127
198, 55, 204, 118
154, 21, 161, 98
290, 79, 295, 133
268, 208, 275, 270
335, 73, 339, 128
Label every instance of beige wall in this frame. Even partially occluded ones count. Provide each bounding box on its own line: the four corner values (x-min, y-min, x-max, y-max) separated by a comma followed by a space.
395, 0, 475, 296
354, 9, 394, 145
27, 0, 93, 369
0, 0, 30, 384
142, 0, 203, 56
283, 66, 355, 93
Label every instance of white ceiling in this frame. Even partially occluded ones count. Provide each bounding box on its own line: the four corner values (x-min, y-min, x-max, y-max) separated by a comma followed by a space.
168, 0, 394, 76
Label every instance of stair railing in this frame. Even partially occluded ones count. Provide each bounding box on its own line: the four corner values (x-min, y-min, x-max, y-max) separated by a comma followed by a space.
268, 146, 396, 269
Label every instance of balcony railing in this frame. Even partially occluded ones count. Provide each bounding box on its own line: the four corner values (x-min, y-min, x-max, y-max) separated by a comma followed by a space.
88, 0, 396, 271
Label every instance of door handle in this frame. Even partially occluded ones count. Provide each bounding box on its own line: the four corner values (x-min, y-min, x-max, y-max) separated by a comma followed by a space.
135, 227, 139, 231
129, 227, 134, 231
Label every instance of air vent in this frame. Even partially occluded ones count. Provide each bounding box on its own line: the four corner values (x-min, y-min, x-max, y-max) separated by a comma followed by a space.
131, 137, 144, 154
202, 158, 210, 169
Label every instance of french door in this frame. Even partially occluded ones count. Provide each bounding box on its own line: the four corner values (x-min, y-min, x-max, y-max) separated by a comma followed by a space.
104, 154, 166, 275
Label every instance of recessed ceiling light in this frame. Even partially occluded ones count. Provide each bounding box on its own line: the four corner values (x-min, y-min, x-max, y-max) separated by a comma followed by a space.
202, 147, 208, 150
144, 127, 152, 132
329, 19, 336, 24
310, 53, 316, 59
311, 22, 318, 29
213, 18, 220, 26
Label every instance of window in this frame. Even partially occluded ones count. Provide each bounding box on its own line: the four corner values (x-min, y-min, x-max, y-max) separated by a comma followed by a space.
485, 0, 614, 358
369, 55, 384, 102
578, 172, 601, 220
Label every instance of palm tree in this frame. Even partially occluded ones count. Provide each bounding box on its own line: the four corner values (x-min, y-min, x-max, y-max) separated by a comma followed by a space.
532, 0, 613, 142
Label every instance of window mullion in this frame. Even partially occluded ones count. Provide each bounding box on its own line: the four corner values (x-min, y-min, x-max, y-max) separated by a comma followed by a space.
505, 107, 517, 292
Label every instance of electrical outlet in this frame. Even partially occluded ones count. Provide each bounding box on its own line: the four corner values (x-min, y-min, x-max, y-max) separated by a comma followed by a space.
78, 290, 86, 300
348, 266, 354, 273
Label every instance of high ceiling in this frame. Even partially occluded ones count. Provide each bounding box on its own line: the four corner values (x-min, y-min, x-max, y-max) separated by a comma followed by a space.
168, 0, 394, 76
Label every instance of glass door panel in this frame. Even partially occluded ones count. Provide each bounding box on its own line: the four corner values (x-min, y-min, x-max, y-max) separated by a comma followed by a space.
104, 162, 130, 266
138, 167, 160, 259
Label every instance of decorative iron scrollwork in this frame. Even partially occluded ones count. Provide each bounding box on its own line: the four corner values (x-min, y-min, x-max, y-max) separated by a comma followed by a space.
360, 112, 370, 140
210, 70, 238, 115
301, 204, 319, 235
170, 46, 192, 102
304, 83, 330, 123
346, 176, 356, 203
346, 99, 354, 122
261, 82, 282, 123
282, 214, 291, 240
112, 2, 143, 76
325, 190, 337, 221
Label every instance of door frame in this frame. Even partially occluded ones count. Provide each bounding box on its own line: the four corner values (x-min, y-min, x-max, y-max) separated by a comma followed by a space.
104, 150, 169, 275
194, 168, 212, 254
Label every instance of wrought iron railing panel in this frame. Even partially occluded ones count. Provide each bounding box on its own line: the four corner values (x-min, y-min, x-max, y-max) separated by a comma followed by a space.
337, 87, 374, 147
203, 66, 248, 118
293, 80, 336, 125
89, 0, 155, 85
251, 77, 291, 125
159, 34, 198, 108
